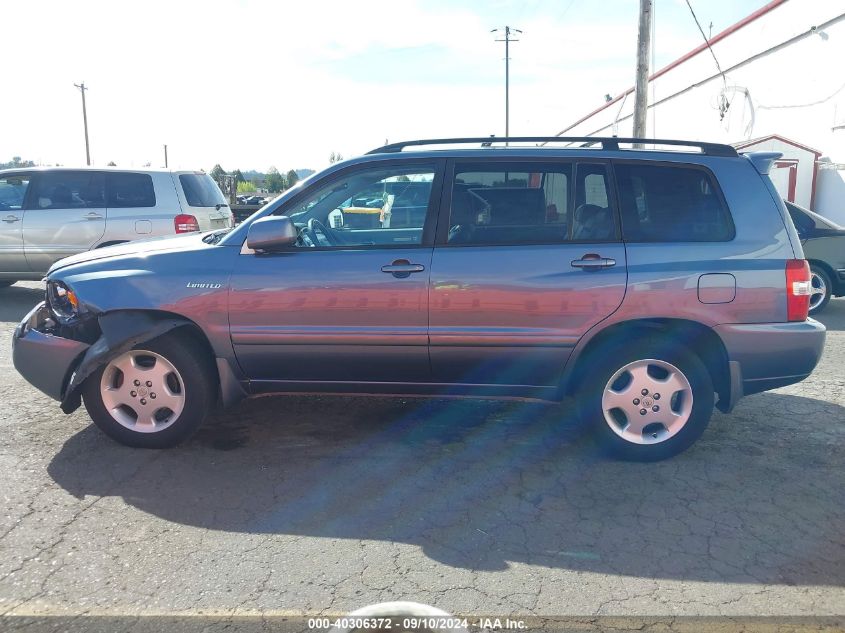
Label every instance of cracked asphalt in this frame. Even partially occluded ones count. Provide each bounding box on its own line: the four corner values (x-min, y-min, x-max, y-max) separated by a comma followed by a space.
1, 281, 843, 627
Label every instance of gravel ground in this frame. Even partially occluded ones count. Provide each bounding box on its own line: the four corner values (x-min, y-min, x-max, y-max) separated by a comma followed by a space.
0, 281, 843, 629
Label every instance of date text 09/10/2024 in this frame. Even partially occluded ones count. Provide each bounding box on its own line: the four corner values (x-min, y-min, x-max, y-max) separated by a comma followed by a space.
307, 617, 527, 630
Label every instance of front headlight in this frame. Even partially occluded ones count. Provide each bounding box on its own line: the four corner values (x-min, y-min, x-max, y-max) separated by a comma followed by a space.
46, 281, 81, 324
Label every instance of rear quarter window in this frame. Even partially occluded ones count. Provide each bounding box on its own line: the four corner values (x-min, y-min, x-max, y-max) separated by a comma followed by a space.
106, 172, 156, 208
614, 163, 734, 242
179, 173, 226, 207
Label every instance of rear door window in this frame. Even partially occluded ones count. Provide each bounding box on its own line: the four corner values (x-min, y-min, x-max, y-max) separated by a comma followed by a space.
31, 171, 105, 209
614, 163, 734, 242
179, 173, 226, 207
106, 172, 156, 208
446, 161, 617, 245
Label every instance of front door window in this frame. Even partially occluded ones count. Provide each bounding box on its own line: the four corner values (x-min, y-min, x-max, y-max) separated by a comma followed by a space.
279, 165, 436, 248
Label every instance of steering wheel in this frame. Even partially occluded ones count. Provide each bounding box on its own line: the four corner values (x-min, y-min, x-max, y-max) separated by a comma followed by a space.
304, 217, 339, 247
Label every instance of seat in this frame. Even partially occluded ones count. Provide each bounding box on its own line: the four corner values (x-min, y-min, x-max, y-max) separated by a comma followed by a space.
572, 204, 613, 240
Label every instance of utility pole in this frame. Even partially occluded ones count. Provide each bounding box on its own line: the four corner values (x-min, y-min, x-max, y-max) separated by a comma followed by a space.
163, 144, 168, 168
632, 0, 652, 144
74, 82, 91, 165
492, 26, 521, 143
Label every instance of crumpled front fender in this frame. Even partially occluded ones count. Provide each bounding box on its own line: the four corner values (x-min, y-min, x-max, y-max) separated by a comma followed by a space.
61, 311, 192, 414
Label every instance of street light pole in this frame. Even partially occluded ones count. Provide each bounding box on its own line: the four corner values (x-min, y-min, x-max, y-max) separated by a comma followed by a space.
74, 82, 91, 165
493, 26, 521, 143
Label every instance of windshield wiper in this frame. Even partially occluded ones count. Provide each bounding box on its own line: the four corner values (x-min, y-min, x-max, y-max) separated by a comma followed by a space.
202, 228, 232, 244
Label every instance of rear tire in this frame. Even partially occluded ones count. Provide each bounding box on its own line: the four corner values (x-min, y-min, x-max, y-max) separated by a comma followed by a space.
577, 337, 714, 461
82, 331, 215, 448
809, 265, 832, 315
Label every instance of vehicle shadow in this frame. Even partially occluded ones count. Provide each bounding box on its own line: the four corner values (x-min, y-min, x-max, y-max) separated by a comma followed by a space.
0, 283, 43, 323
47, 391, 845, 585
816, 297, 845, 332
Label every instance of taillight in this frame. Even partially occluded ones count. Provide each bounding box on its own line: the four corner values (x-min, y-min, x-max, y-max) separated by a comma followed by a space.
786, 259, 811, 321
174, 214, 199, 233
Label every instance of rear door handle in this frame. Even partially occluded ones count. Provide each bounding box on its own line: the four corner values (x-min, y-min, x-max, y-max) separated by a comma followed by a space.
2, 215, 20, 223
84, 212, 104, 220
381, 259, 426, 278
571, 255, 616, 270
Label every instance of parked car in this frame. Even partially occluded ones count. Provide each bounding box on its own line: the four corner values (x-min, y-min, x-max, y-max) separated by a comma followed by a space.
784, 200, 845, 314
12, 137, 825, 461
0, 167, 233, 286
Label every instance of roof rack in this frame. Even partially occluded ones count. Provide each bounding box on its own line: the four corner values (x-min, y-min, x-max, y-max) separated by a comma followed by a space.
367, 136, 738, 157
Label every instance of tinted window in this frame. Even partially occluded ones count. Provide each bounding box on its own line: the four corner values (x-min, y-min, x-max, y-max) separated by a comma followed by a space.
448, 162, 616, 245
281, 165, 436, 248
615, 164, 734, 242
31, 171, 105, 209
0, 174, 31, 210
179, 173, 226, 207
107, 172, 155, 208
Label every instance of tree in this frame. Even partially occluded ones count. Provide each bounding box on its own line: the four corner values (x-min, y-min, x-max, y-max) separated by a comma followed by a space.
210, 164, 226, 186
0, 156, 35, 169
286, 170, 299, 188
107, 161, 117, 166
265, 167, 286, 193
232, 169, 245, 184
329, 152, 343, 164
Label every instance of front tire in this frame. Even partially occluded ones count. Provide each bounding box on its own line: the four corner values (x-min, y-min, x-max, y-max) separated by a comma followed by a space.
82, 331, 215, 448
809, 265, 832, 315
578, 337, 714, 461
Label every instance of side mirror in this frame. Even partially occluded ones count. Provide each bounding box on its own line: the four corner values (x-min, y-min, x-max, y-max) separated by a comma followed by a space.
246, 215, 297, 251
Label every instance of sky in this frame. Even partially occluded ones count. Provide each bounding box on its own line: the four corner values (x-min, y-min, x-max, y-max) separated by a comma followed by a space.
1, 0, 771, 173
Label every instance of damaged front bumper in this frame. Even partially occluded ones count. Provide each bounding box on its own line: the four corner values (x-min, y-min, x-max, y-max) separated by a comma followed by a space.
13, 302, 197, 414
12, 302, 90, 402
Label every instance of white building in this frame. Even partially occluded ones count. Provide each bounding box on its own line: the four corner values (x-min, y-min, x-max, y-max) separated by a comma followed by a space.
557, 0, 845, 222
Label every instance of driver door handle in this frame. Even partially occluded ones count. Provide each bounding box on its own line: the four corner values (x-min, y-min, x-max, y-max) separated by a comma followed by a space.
571, 254, 616, 270
381, 259, 425, 278
84, 212, 104, 220
2, 215, 20, 223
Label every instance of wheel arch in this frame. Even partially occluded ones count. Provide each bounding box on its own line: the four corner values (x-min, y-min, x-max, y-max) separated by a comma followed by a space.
60, 309, 244, 414
562, 318, 731, 406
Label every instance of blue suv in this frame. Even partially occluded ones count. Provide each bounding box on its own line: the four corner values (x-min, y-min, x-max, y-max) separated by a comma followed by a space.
12, 137, 826, 460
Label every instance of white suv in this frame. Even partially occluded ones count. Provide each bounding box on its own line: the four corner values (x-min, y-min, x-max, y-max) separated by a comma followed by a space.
0, 167, 233, 285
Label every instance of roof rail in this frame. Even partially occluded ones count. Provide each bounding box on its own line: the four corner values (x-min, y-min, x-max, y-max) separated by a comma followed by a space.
366, 136, 738, 157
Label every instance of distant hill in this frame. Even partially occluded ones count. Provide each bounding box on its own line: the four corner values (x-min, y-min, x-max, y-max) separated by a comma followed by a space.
296, 168, 315, 179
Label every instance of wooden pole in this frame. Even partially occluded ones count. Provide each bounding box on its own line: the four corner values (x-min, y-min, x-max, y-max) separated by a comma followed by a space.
632, 0, 652, 145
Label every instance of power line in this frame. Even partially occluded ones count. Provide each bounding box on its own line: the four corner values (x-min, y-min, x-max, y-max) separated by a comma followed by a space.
684, 0, 731, 119
684, 0, 726, 87
578, 12, 845, 137
757, 80, 845, 109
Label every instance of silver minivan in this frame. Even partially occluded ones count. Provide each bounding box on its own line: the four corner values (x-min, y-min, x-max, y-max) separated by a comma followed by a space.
0, 167, 233, 285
